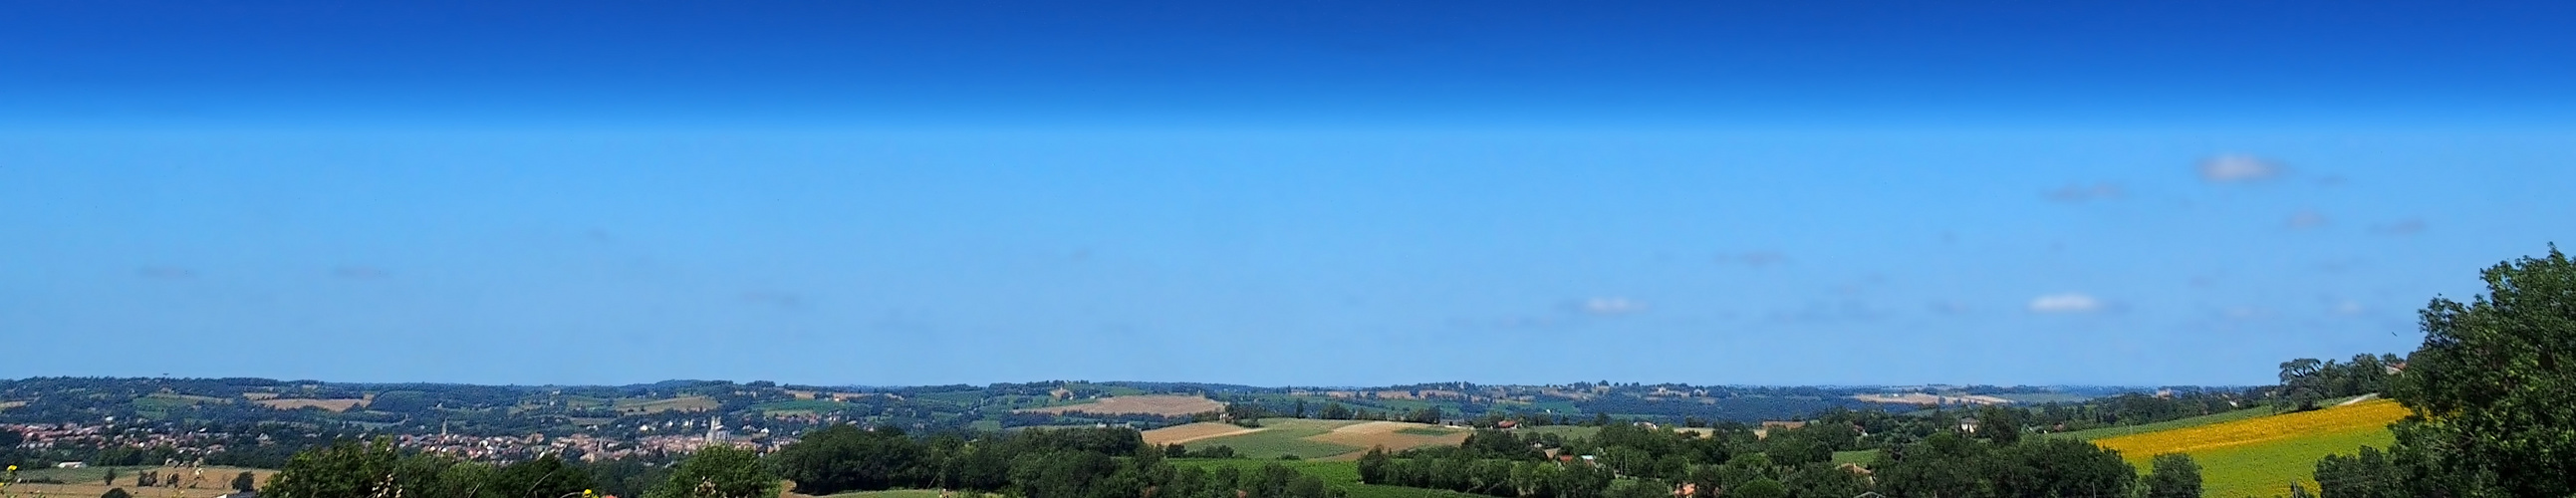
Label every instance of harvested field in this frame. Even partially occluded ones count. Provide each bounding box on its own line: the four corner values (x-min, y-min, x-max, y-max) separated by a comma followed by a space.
5, 466, 276, 498
1143, 422, 1264, 446
0, 400, 25, 409
1016, 394, 1221, 417
241, 392, 280, 400
256, 398, 367, 411
1305, 421, 1468, 460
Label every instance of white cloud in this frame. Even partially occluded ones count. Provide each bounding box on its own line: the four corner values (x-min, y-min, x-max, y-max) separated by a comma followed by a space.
2198, 154, 2286, 182
2027, 293, 2103, 314
2285, 210, 2329, 229
1579, 297, 1648, 316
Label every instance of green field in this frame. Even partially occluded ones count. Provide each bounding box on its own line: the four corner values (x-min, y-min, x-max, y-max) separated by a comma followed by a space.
2051, 407, 2277, 441
2184, 428, 2393, 498
1509, 425, 1602, 440
1831, 450, 1879, 466
1172, 458, 1482, 498
1182, 419, 1366, 459
756, 398, 853, 413
616, 395, 718, 413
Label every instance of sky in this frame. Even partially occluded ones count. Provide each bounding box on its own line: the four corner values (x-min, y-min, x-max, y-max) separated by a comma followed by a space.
3, 1, 2573, 387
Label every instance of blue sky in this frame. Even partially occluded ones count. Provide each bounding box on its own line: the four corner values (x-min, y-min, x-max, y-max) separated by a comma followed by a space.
3, 2, 2572, 386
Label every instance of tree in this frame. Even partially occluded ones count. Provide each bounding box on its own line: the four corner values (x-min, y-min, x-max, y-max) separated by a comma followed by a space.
1730, 478, 1786, 498
644, 445, 777, 498
488, 454, 596, 498
265, 438, 403, 498
102, 489, 131, 498
232, 471, 258, 493
2144, 453, 2202, 498
2315, 445, 2408, 498
2385, 246, 2576, 497
105, 468, 118, 486
769, 424, 920, 495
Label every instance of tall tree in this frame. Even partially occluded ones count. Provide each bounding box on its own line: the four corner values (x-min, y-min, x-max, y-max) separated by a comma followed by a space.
2386, 246, 2576, 497
2144, 453, 2202, 498
231, 471, 257, 493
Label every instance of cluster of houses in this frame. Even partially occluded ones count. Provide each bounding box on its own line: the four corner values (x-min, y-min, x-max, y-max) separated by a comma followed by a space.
1, 422, 235, 458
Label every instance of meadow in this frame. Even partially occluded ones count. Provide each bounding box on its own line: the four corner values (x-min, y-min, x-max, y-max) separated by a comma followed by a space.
2, 465, 274, 498
2091, 398, 2407, 498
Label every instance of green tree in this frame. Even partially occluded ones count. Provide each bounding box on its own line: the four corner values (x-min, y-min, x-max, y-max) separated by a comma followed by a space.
487, 454, 596, 498
2315, 445, 2407, 498
644, 446, 776, 498
231, 471, 257, 492
266, 439, 403, 498
102, 489, 132, 498
769, 424, 920, 495
1730, 478, 1786, 498
2144, 453, 2202, 498
104, 468, 118, 486
2386, 246, 2576, 497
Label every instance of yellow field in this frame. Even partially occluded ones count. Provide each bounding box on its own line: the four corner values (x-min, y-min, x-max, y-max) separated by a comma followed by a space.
4, 467, 274, 498
2093, 398, 2409, 497
1143, 422, 1265, 446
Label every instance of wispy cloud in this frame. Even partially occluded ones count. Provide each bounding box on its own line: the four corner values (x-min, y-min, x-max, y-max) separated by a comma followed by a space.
2044, 182, 2126, 203
2027, 293, 2104, 314
1577, 297, 1648, 316
2198, 154, 2286, 183
1728, 251, 1789, 267
2285, 210, 2329, 230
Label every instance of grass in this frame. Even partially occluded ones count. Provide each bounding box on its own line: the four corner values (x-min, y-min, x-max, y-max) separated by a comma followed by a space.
1171, 458, 1483, 498
1510, 425, 1602, 440
1395, 427, 1460, 436
1831, 450, 1880, 466
1183, 419, 1366, 459
815, 491, 953, 498
2091, 398, 2407, 498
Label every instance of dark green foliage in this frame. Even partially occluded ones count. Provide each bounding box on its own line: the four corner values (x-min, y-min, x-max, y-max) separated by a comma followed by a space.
767, 424, 921, 495
487, 455, 597, 498
644, 445, 775, 498
2144, 453, 2201, 498
232, 470, 257, 492
1729, 478, 1785, 498
102, 489, 131, 498
2376, 246, 2576, 497
2314, 445, 2410, 498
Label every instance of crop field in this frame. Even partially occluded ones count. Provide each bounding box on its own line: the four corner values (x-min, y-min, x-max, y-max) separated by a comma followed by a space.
254, 398, 367, 411
3, 466, 275, 498
2051, 406, 2274, 441
1178, 419, 1368, 459
1172, 459, 1483, 498
0, 400, 25, 409
756, 398, 852, 414
616, 395, 719, 414
1014, 394, 1222, 417
1305, 422, 1470, 460
2092, 398, 2408, 498
1144, 422, 1265, 446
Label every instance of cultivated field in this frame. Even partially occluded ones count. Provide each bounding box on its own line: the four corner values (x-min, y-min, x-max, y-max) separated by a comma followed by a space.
253, 398, 367, 411
1014, 395, 1222, 417
2092, 398, 2408, 498
1304, 421, 1469, 460
1142, 422, 1264, 446
1163, 419, 1471, 460
3, 466, 274, 498
616, 395, 720, 414
0, 400, 24, 410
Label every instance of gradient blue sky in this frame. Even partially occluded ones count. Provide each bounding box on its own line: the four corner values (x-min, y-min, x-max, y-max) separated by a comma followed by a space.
4, 2, 2572, 386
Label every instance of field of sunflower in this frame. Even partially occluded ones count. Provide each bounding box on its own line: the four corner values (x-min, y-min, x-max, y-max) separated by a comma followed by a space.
2093, 398, 2409, 497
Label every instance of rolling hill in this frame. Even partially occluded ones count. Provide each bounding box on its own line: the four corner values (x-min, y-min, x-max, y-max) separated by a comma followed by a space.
2090, 398, 2409, 498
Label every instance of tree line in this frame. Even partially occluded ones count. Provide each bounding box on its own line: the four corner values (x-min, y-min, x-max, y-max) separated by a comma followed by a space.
261, 424, 1340, 498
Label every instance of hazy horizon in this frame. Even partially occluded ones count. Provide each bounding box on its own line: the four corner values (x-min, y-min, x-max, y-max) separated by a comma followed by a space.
6, 2, 2571, 387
